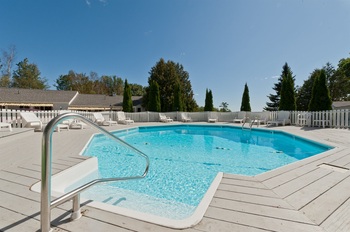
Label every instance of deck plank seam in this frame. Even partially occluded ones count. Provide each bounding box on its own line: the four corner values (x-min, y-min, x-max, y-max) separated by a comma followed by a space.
318, 195, 350, 228
205, 206, 319, 229
270, 169, 334, 198
219, 182, 270, 190
0, 169, 40, 181
203, 215, 276, 232
296, 173, 350, 211
16, 165, 41, 174
266, 167, 319, 189
299, 175, 350, 226
217, 187, 282, 199
212, 195, 301, 210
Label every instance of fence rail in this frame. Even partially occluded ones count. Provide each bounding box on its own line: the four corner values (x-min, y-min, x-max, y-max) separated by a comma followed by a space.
1, 109, 350, 129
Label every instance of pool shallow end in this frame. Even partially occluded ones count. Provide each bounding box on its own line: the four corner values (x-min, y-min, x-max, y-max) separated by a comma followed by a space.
30, 158, 223, 229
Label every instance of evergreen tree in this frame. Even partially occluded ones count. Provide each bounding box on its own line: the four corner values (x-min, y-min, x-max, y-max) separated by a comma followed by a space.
122, 79, 133, 112
204, 89, 214, 111
296, 74, 315, 111
279, 72, 296, 110
172, 81, 184, 111
265, 63, 295, 111
12, 58, 49, 89
329, 58, 350, 101
240, 83, 251, 111
308, 70, 332, 111
145, 58, 197, 112
148, 81, 161, 112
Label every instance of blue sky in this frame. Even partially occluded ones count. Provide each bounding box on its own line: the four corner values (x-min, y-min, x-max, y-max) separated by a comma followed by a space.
1, 0, 349, 111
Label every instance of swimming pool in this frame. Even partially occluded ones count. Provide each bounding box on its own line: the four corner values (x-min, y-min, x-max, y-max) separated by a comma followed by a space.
65, 125, 332, 226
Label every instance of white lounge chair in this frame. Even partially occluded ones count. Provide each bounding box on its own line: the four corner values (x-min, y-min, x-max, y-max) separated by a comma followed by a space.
20, 112, 69, 132
20, 112, 43, 131
233, 111, 247, 123
267, 111, 291, 126
117, 111, 134, 124
159, 113, 173, 123
208, 112, 218, 123
181, 113, 192, 122
93, 112, 117, 126
251, 112, 269, 126
0, 122, 12, 132
60, 111, 88, 129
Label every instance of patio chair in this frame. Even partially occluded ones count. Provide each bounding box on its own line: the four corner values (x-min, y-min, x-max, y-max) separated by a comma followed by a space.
233, 111, 247, 123
207, 112, 218, 123
251, 112, 269, 126
267, 111, 291, 126
181, 113, 192, 122
0, 122, 12, 132
159, 113, 173, 123
59, 111, 88, 129
117, 111, 134, 124
20, 112, 43, 131
93, 112, 117, 126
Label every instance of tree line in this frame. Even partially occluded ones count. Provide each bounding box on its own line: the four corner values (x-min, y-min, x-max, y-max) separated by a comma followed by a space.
0, 46, 144, 96
1, 45, 349, 112
266, 56, 350, 111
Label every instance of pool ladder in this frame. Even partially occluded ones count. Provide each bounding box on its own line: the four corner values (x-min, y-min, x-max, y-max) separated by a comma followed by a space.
242, 117, 259, 131
40, 113, 150, 232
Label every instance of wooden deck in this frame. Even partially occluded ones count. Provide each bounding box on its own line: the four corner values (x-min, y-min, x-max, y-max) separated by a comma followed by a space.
0, 123, 350, 232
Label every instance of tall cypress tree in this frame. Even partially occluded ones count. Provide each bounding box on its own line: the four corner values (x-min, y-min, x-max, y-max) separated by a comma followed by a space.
308, 70, 332, 111
148, 81, 161, 112
240, 83, 251, 111
173, 81, 184, 111
122, 79, 133, 112
204, 88, 214, 111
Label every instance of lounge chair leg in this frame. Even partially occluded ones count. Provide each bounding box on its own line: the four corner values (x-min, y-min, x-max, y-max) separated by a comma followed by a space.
71, 194, 82, 221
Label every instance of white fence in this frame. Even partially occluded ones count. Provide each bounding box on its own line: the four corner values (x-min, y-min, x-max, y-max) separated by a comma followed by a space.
1, 109, 350, 129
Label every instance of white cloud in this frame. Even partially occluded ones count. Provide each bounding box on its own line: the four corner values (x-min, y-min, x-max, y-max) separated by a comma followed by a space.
99, 0, 108, 6
85, 0, 91, 6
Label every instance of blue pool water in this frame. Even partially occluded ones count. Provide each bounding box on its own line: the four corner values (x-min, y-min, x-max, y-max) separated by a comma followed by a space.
74, 125, 332, 220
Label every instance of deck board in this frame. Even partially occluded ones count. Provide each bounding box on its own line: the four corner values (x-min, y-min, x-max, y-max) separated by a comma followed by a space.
284, 171, 349, 210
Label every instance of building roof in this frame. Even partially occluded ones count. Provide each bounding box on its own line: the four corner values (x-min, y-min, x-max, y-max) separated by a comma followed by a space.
0, 88, 78, 106
0, 87, 143, 110
332, 101, 350, 109
69, 94, 124, 110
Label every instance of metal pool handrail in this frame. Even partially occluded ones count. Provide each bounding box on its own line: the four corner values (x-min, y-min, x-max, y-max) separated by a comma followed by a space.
41, 112, 150, 232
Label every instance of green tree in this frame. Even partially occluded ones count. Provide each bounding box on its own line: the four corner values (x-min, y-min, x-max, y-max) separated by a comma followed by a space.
0, 45, 16, 88
122, 79, 133, 112
174, 62, 197, 111
329, 58, 350, 101
12, 58, 49, 89
219, 102, 230, 112
55, 70, 95, 93
265, 63, 295, 111
129, 83, 145, 96
240, 83, 251, 111
279, 71, 296, 110
308, 69, 332, 111
148, 81, 161, 112
296, 74, 315, 111
204, 89, 214, 111
173, 81, 184, 111
144, 58, 197, 112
